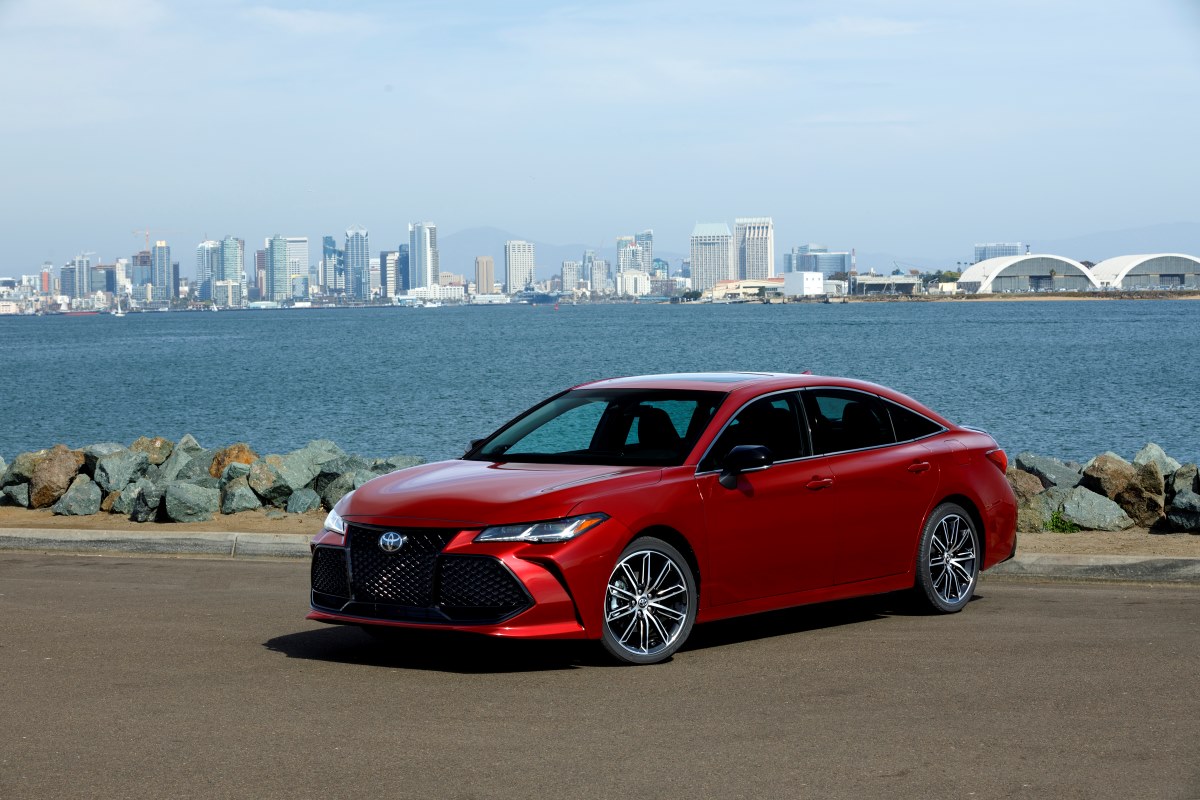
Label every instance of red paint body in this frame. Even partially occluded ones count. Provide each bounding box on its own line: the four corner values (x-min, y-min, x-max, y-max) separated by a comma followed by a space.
308, 373, 1017, 642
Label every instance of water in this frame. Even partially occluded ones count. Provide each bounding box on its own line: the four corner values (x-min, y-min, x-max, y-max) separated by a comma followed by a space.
1, 301, 1197, 464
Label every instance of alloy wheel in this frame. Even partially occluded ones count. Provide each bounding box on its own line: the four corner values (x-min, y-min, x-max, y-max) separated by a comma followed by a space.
604, 549, 690, 659
928, 513, 977, 605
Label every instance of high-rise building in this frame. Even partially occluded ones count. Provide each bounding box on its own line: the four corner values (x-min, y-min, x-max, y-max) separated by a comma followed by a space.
380, 251, 399, 299
219, 236, 245, 305
151, 241, 171, 301
635, 230, 654, 273
690, 223, 734, 291
196, 240, 221, 301
345, 226, 369, 299
254, 249, 268, 300
589, 259, 610, 295
735, 217, 775, 280
974, 242, 1024, 263
616, 236, 639, 274
504, 240, 535, 293
561, 260, 581, 292
396, 245, 409, 295
286, 237, 309, 290
266, 235, 290, 301
475, 256, 495, 295
321, 236, 344, 293
130, 250, 152, 288
409, 222, 439, 289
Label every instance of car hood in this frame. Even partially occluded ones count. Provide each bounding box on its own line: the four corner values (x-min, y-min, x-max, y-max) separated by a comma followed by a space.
342, 459, 663, 527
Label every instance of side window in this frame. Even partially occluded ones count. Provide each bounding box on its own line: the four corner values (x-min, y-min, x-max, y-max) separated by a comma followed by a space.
507, 399, 607, 454
886, 400, 942, 443
802, 390, 895, 454
701, 393, 806, 470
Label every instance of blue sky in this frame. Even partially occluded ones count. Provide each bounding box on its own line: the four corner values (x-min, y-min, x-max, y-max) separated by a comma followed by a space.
2, 0, 1198, 274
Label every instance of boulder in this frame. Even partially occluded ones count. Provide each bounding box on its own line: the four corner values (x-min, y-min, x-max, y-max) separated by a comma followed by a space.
1016, 505, 1046, 533
1168, 464, 1198, 501
1006, 468, 1044, 506
248, 460, 292, 508
130, 481, 165, 523
3, 483, 31, 508
164, 482, 220, 523
220, 476, 261, 515
78, 443, 126, 477
305, 439, 345, 457
156, 448, 192, 482
130, 436, 175, 466
0, 456, 6, 480
100, 491, 119, 513
94, 449, 151, 494
320, 469, 375, 509
219, 461, 252, 488
1015, 452, 1082, 489
174, 450, 216, 482
286, 487, 323, 514
1167, 490, 1200, 532
209, 443, 259, 479
1023, 485, 1074, 530
29, 444, 85, 509
313, 455, 371, 495
1115, 461, 1165, 528
51, 474, 102, 516
1060, 486, 1134, 531
2, 449, 49, 487
266, 450, 321, 492
371, 455, 425, 474
1080, 453, 1135, 500
113, 478, 155, 516
174, 433, 206, 457
1133, 443, 1181, 479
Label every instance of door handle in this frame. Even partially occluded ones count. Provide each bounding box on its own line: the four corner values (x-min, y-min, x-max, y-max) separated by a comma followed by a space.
805, 477, 834, 490
907, 461, 932, 473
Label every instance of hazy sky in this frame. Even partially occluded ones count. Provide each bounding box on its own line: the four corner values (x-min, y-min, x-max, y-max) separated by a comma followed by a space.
2, 0, 1198, 274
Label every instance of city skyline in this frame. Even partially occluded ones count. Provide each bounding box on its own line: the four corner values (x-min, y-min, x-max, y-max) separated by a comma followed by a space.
2, 1, 1197, 274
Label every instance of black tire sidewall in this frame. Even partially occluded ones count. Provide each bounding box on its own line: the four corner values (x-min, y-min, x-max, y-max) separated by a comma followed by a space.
916, 503, 979, 613
600, 536, 698, 665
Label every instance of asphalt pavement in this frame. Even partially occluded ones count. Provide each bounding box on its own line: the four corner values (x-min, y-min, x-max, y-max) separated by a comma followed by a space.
0, 554, 1197, 799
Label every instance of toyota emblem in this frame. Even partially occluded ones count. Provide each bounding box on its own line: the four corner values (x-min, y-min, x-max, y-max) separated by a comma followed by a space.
378, 531, 407, 553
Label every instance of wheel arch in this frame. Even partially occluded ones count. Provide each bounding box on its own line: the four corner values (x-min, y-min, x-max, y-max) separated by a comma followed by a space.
629, 525, 702, 602
936, 494, 986, 567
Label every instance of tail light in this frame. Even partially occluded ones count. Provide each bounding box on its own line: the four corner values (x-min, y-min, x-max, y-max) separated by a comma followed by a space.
985, 448, 1008, 473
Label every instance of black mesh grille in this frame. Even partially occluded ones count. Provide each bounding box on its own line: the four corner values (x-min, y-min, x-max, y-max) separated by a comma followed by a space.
348, 525, 457, 605
311, 547, 350, 598
436, 556, 529, 618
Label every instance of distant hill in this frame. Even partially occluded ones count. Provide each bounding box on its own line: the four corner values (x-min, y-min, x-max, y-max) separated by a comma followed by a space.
1032, 222, 1200, 263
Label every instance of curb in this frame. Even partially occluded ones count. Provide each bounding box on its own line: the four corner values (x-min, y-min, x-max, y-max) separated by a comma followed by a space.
987, 553, 1200, 583
0, 528, 310, 559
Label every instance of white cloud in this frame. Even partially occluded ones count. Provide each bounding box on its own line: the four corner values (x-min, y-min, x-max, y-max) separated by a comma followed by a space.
240, 5, 378, 36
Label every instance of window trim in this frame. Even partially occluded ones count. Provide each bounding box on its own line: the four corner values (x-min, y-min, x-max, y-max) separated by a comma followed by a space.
694, 389, 810, 475
800, 386, 948, 457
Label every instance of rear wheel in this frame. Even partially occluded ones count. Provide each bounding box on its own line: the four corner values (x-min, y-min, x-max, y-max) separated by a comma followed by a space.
914, 503, 979, 613
600, 537, 697, 665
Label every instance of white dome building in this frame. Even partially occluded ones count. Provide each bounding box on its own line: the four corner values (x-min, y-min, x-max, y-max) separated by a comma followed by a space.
1091, 254, 1200, 290
958, 255, 1099, 294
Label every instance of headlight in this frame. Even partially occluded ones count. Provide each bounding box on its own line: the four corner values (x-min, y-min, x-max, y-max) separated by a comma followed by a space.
323, 491, 352, 535
475, 513, 608, 543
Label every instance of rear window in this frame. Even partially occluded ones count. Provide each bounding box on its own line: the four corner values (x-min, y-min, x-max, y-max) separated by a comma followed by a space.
802, 389, 894, 454
886, 400, 943, 442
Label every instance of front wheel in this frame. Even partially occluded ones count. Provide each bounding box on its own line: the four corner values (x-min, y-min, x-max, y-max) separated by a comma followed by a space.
914, 503, 979, 613
600, 537, 697, 665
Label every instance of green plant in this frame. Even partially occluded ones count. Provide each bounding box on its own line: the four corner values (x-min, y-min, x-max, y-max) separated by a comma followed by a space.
1045, 509, 1080, 533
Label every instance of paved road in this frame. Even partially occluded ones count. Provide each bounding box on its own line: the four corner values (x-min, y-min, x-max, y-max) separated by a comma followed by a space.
1, 555, 1197, 800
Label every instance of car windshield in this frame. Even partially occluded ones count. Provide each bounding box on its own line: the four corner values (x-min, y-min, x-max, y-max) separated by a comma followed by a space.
467, 388, 725, 466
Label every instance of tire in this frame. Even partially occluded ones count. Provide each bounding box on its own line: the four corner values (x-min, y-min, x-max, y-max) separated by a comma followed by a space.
600, 537, 697, 665
914, 503, 980, 613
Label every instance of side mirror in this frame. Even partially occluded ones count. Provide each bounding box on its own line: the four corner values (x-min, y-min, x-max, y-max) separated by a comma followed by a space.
466, 437, 486, 455
718, 445, 774, 489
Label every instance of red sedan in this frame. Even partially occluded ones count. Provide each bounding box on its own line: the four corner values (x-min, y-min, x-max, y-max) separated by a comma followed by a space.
308, 373, 1017, 664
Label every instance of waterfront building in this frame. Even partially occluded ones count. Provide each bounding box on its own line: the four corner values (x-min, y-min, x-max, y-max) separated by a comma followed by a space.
589, 258, 610, 295
475, 256, 495, 295
409, 222, 439, 289
635, 230, 654, 273
974, 243, 1024, 263
345, 226, 370, 299
616, 236, 639, 274
784, 245, 853, 276
735, 217, 775, 280
690, 223, 734, 292
219, 236, 245, 305
616, 270, 652, 296
369, 257, 381, 298
40, 265, 52, 295
62, 253, 91, 299
651, 257, 669, 278
438, 271, 465, 286
196, 240, 221, 301
151, 241, 171, 301
958, 255, 1098, 294
253, 249, 268, 301
130, 250, 152, 288
266, 235, 290, 301
380, 251, 399, 299
59, 263, 77, 299
783, 271, 826, 297
286, 237, 309, 291
504, 240, 535, 293
708, 276, 785, 301
407, 284, 465, 302
213, 280, 242, 307
1091, 254, 1200, 290
319, 236, 342, 293
561, 260, 581, 292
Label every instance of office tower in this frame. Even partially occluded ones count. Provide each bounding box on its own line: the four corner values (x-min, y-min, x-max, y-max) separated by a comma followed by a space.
321, 236, 344, 293
380, 251, 399, 299
286, 237, 309, 289
504, 240, 535, 293
67, 253, 91, 298
130, 250, 152, 287
635, 230, 654, 273
345, 226, 369, 299
196, 240, 221, 301
254, 249, 267, 300
690, 223, 734, 291
974, 243, 1023, 263
735, 217, 775, 280
475, 256, 495, 294
561, 260, 581, 292
396, 244, 409, 295
59, 263, 77, 299
409, 222, 439, 289
615, 236, 639, 274
40, 265, 52, 294
589, 259, 610, 295
784, 245, 852, 276
151, 241, 171, 300
220, 236, 245, 305
266, 235, 290, 301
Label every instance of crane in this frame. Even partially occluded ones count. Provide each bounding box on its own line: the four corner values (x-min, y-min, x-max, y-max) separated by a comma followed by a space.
132, 228, 182, 252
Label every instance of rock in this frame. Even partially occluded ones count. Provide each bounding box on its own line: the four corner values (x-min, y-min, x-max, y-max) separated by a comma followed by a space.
219, 461, 252, 488
174, 450, 216, 481
305, 439, 345, 457
320, 469, 375, 509
113, 478, 154, 516
248, 460, 292, 508
2, 449, 49, 487
164, 482, 220, 523
78, 443, 125, 477
130, 436, 175, 466
130, 481, 165, 523
1023, 485, 1073, 530
174, 433, 206, 456
1060, 486, 1134, 531
94, 449, 151, 494
313, 455, 371, 495
51, 474, 102, 516
0, 456, 6, 480
286, 487, 323, 514
266, 450, 321, 492
1167, 490, 1200, 532
1016, 505, 1045, 533
156, 447, 192, 482
220, 476, 261, 514
1133, 443, 1181, 479
1115, 461, 1166, 528
3, 483, 31, 508
1168, 464, 1198, 501
1080, 453, 1135, 500
100, 491, 119, 513
1015, 452, 1082, 489
186, 476, 220, 490
209, 443, 259, 479
29, 444, 85, 508
1006, 468, 1044, 506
